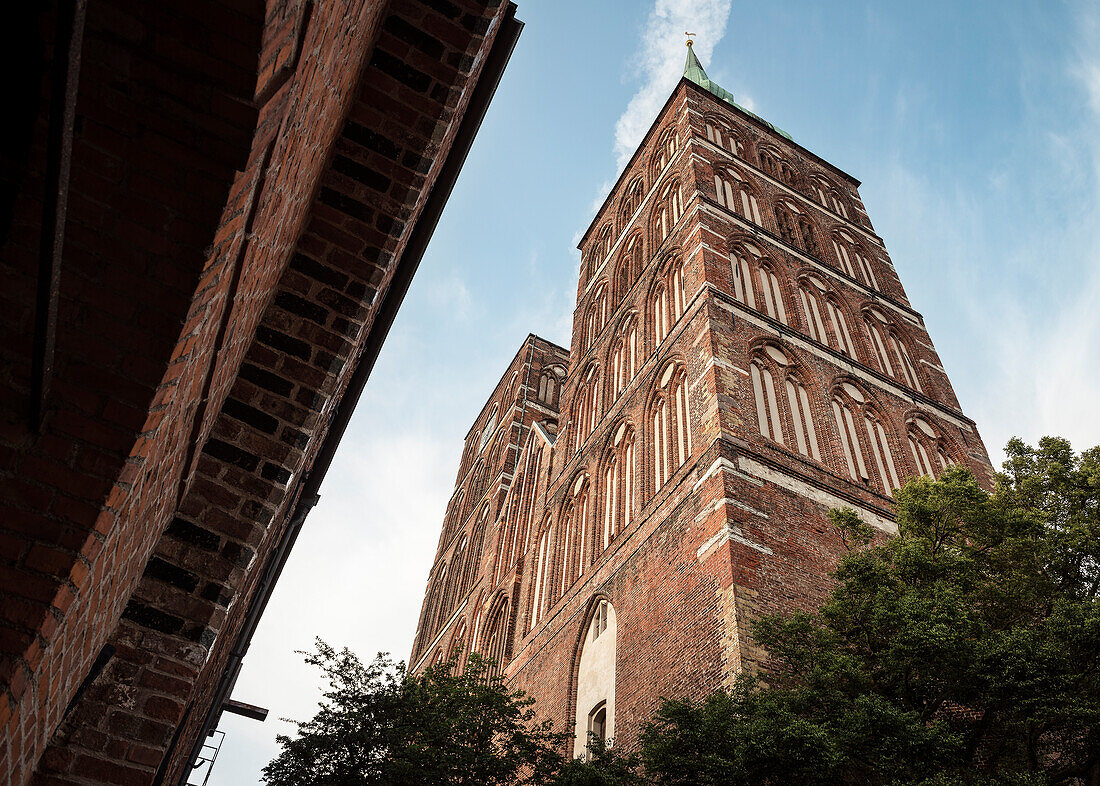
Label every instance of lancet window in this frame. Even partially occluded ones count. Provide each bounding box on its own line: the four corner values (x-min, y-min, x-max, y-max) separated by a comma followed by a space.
559, 474, 591, 596
714, 167, 763, 225
584, 283, 609, 350
654, 180, 683, 243
601, 423, 636, 554
907, 416, 954, 479
614, 235, 643, 303
573, 364, 600, 451
651, 362, 692, 491
813, 176, 850, 218
749, 345, 821, 461
831, 229, 878, 289
864, 308, 922, 392
610, 315, 638, 401
652, 256, 686, 345
538, 367, 563, 408
798, 275, 857, 357
530, 517, 554, 627
705, 117, 745, 157
776, 200, 820, 257
830, 382, 901, 494
482, 595, 510, 679
620, 177, 645, 226
653, 128, 678, 174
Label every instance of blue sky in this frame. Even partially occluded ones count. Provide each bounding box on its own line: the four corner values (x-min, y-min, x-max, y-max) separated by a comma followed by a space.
208, 1, 1100, 782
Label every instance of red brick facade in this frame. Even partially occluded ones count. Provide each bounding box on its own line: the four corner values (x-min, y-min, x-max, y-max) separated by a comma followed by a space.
410, 73, 993, 754
1, 1, 520, 783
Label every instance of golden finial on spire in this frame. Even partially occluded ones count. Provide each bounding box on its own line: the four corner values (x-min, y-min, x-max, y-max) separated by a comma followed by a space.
685, 32, 696, 47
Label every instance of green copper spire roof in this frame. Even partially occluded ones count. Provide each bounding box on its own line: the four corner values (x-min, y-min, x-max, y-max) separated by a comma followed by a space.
683, 43, 794, 142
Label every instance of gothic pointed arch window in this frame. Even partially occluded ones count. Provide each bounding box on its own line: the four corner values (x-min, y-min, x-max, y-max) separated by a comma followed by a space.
448, 620, 467, 670
749, 345, 822, 461
573, 363, 601, 451
907, 416, 955, 479
654, 179, 683, 243
652, 255, 687, 346
530, 516, 554, 628
730, 242, 759, 310
714, 166, 763, 225
482, 595, 511, 679
584, 282, 609, 350
813, 175, 850, 218
776, 200, 820, 257
614, 234, 643, 303
596, 223, 614, 264
425, 562, 448, 640
832, 229, 879, 289
558, 474, 591, 598
461, 505, 490, 599
573, 599, 617, 758
478, 403, 499, 453
830, 382, 901, 494
798, 275, 857, 357
610, 314, 638, 401
864, 308, 922, 392
704, 116, 745, 157
653, 127, 678, 175
620, 177, 645, 226
756, 261, 789, 324
538, 366, 564, 409
601, 423, 636, 553
651, 361, 692, 492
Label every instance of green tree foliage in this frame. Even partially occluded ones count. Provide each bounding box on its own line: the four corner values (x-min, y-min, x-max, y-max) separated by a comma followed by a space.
639, 438, 1100, 785
554, 737, 646, 786
262, 644, 566, 786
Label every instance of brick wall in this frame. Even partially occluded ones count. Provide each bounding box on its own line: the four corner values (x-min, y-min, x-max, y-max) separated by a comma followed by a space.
1, 0, 517, 783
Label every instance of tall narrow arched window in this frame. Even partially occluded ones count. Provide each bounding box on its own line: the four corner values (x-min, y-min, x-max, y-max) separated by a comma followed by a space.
448, 620, 467, 670
653, 128, 678, 173
864, 409, 901, 493
573, 600, 617, 758
597, 224, 614, 263
759, 147, 780, 179
614, 235, 643, 303
601, 424, 636, 554
798, 275, 857, 357
813, 176, 850, 219
482, 595, 511, 679
832, 384, 870, 485
538, 367, 564, 408
749, 345, 821, 461
584, 283, 609, 350
530, 518, 554, 627
832, 229, 879, 289
610, 315, 638, 401
620, 178, 645, 225
757, 263, 788, 324
730, 244, 759, 309
560, 475, 590, 596
655, 180, 683, 242
864, 308, 922, 392
573, 364, 600, 451
714, 167, 763, 225
831, 382, 899, 494
705, 117, 745, 157
669, 258, 686, 324
444, 536, 467, 617
652, 284, 669, 346
907, 416, 954, 479
651, 362, 692, 491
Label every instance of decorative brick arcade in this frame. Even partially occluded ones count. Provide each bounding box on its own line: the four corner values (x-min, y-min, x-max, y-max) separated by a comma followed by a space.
0, 1, 522, 783
409, 45, 994, 756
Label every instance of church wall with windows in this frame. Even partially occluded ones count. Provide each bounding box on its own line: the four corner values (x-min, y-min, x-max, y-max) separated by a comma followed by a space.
410, 48, 995, 759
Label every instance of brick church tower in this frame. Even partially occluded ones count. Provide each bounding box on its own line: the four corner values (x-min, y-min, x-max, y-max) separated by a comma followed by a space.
410, 43, 994, 755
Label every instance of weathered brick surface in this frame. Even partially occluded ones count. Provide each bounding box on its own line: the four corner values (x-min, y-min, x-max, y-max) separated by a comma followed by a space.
410, 78, 994, 754
2, 0, 516, 783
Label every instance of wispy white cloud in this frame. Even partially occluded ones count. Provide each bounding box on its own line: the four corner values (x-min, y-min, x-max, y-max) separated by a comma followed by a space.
613, 0, 733, 169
